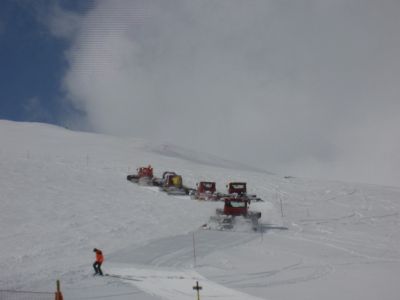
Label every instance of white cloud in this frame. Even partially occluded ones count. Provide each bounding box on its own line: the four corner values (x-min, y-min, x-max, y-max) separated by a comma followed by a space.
57, 0, 400, 187
47, 4, 83, 39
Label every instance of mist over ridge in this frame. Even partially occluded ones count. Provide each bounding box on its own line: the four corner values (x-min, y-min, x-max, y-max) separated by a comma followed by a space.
50, 0, 400, 187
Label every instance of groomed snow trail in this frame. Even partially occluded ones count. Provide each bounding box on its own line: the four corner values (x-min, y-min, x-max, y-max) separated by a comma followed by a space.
106, 267, 265, 300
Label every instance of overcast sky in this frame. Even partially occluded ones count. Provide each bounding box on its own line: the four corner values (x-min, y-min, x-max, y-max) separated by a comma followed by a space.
2, 0, 400, 187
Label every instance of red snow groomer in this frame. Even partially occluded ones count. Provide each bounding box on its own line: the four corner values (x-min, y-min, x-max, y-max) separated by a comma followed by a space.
207, 196, 261, 230
190, 181, 219, 201
127, 165, 155, 186
224, 182, 262, 202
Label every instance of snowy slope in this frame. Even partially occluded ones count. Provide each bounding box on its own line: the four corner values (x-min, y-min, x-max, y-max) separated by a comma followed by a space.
1, 120, 399, 300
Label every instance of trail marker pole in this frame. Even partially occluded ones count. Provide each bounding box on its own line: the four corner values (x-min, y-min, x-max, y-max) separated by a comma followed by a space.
280, 198, 284, 218
193, 281, 202, 300
192, 232, 196, 267
55, 280, 63, 300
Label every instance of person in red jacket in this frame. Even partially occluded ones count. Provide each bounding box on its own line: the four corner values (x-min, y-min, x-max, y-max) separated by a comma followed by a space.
93, 248, 104, 276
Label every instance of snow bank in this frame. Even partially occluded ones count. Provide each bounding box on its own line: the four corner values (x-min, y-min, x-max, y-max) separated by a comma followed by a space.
1, 120, 400, 300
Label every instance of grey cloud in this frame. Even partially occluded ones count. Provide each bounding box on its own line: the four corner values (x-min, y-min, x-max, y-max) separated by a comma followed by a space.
59, 0, 400, 186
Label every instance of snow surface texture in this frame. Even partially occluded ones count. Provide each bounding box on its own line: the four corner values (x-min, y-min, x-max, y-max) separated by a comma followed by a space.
0, 120, 399, 300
